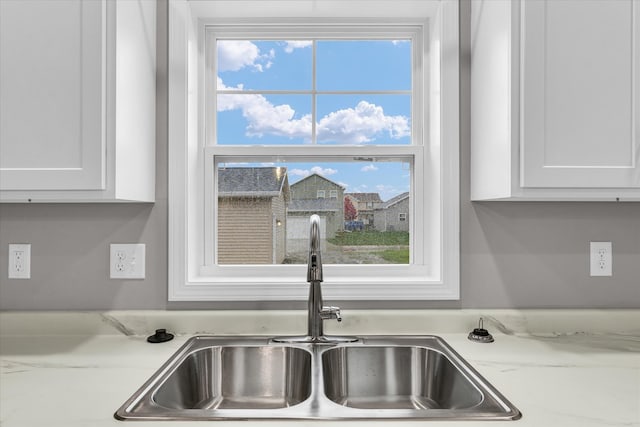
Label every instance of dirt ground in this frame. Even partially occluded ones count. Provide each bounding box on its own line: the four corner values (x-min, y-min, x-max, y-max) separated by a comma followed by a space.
284, 240, 392, 264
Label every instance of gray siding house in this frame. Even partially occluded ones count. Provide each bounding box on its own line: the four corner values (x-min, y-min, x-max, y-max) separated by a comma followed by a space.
373, 192, 410, 232
345, 192, 383, 229
217, 167, 289, 264
288, 173, 344, 239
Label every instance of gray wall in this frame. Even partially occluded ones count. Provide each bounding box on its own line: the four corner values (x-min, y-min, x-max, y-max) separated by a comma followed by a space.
1, 0, 638, 310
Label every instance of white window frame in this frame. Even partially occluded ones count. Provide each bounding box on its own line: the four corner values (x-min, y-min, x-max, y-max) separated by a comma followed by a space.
317, 190, 326, 199
399, 213, 407, 222
329, 190, 338, 199
168, 0, 459, 301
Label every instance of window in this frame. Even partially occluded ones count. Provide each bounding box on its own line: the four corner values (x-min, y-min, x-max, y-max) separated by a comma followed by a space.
169, 0, 459, 301
399, 213, 407, 222
210, 31, 414, 266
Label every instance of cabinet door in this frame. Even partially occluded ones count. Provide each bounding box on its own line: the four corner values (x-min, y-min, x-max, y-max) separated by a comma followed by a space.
0, 0, 105, 190
521, 0, 640, 188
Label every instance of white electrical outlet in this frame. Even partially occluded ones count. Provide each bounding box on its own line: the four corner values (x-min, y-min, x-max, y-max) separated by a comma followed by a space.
590, 242, 612, 277
8, 244, 31, 279
110, 244, 146, 279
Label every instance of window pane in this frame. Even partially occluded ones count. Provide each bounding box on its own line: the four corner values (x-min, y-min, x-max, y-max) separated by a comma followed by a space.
217, 40, 312, 91
316, 95, 411, 145
317, 40, 412, 91
216, 161, 411, 265
217, 95, 312, 145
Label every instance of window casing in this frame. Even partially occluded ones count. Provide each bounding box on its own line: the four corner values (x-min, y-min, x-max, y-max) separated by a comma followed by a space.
168, 0, 459, 301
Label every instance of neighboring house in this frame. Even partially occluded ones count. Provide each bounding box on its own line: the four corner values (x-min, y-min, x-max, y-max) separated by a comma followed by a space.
217, 167, 290, 264
344, 192, 383, 229
373, 192, 410, 232
288, 173, 345, 239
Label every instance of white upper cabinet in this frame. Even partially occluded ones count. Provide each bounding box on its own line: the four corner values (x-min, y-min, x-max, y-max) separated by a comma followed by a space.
471, 0, 640, 201
0, 0, 156, 202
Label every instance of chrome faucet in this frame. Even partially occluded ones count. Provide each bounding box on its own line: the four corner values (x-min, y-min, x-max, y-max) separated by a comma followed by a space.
273, 215, 357, 344
307, 214, 342, 339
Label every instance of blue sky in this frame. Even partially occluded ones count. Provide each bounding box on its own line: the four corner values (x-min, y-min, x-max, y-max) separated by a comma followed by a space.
216, 39, 412, 201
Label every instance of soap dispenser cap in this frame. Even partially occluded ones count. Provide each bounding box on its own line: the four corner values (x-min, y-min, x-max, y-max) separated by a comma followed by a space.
147, 328, 174, 343
468, 318, 494, 343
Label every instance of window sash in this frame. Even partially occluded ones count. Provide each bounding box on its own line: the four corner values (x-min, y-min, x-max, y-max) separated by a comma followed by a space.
205, 28, 423, 272
203, 145, 424, 271
206, 25, 423, 148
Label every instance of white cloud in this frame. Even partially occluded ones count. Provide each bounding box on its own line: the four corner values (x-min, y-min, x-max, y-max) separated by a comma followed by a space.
317, 101, 410, 144
310, 166, 337, 176
217, 40, 275, 72
289, 169, 310, 177
217, 77, 242, 91
288, 166, 338, 178
283, 41, 313, 53
217, 79, 409, 144
217, 78, 312, 140
361, 164, 379, 172
245, 101, 311, 139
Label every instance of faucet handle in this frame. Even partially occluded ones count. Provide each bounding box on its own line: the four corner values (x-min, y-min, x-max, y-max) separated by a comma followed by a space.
320, 306, 342, 322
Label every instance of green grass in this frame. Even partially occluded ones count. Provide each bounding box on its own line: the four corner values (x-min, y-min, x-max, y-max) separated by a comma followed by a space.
376, 249, 410, 264
328, 231, 410, 246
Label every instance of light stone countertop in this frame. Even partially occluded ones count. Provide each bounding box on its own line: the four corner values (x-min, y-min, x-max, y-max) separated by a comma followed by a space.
1, 310, 639, 427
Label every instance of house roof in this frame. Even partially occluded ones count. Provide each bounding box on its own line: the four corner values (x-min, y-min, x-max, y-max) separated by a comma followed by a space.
379, 192, 409, 209
345, 192, 383, 203
288, 198, 341, 212
218, 167, 289, 197
290, 173, 345, 190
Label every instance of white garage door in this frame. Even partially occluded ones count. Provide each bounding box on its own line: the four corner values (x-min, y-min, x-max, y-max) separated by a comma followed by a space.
286, 216, 326, 240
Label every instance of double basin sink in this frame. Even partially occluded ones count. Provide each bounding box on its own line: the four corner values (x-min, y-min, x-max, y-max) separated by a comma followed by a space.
115, 335, 521, 421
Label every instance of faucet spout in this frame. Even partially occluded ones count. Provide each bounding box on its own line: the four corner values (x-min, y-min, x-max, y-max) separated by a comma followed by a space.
307, 215, 328, 339
272, 215, 357, 344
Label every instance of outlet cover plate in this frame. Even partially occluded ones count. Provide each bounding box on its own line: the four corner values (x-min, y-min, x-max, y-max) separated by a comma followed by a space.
8, 244, 31, 279
590, 241, 612, 277
110, 244, 145, 279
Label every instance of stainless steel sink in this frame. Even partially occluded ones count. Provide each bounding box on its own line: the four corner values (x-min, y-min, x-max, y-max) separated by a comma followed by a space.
115, 335, 521, 421
322, 346, 484, 410
153, 345, 311, 410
